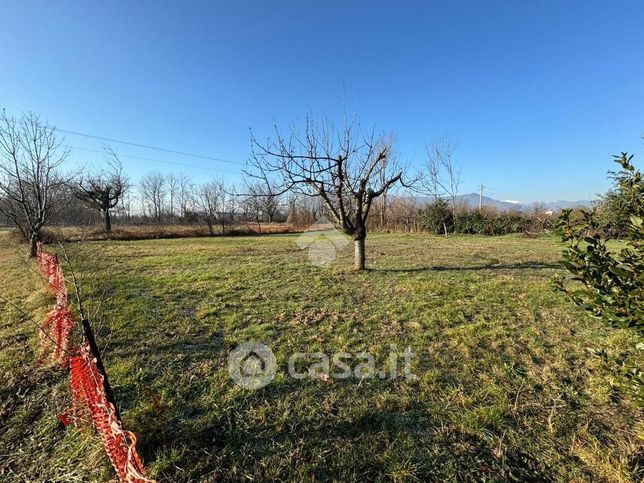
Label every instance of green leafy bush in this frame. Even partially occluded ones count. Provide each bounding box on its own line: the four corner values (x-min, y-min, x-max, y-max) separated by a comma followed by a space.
418, 199, 453, 235
485, 211, 532, 235
454, 210, 486, 234
555, 153, 643, 404
594, 154, 644, 237
452, 209, 532, 235
556, 154, 643, 332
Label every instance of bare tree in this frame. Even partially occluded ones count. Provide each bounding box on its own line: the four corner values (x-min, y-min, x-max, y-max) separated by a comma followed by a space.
420, 138, 461, 236
376, 136, 396, 230
166, 173, 180, 222
242, 187, 266, 234
0, 111, 70, 256
195, 180, 225, 235
387, 195, 419, 234
245, 180, 281, 223
177, 172, 194, 220
248, 113, 406, 270
139, 172, 166, 223
422, 138, 461, 207
120, 191, 133, 221
74, 148, 127, 231
222, 184, 238, 234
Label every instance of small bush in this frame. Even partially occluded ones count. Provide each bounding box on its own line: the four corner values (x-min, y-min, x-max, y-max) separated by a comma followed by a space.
418, 199, 453, 235
555, 153, 643, 404
594, 154, 644, 237
486, 211, 532, 235
555, 153, 643, 333
454, 210, 486, 234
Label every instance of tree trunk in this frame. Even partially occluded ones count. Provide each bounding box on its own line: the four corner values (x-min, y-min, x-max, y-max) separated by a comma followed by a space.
29, 232, 39, 258
354, 238, 366, 270
104, 209, 112, 232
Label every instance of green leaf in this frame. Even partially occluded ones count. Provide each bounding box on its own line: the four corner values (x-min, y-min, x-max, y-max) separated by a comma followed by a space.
609, 266, 633, 278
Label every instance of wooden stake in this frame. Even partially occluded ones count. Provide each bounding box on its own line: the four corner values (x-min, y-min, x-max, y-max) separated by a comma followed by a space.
82, 319, 121, 421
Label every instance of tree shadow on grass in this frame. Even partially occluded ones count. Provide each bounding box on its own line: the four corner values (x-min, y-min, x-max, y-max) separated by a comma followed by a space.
137, 377, 555, 482
371, 261, 561, 273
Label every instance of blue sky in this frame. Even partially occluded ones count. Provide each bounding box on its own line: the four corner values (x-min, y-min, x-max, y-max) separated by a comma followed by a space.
1, 1, 643, 202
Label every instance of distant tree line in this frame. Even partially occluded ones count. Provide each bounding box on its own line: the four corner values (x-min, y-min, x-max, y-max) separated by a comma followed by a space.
0, 109, 565, 262
61, 170, 287, 234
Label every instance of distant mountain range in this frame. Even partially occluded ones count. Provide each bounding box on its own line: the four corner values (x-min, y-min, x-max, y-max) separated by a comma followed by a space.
415, 194, 595, 212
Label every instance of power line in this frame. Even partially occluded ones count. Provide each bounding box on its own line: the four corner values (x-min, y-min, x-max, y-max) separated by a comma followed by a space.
70, 146, 241, 174
57, 128, 245, 166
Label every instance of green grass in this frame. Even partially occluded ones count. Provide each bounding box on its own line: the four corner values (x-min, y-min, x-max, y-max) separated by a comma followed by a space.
1, 232, 642, 481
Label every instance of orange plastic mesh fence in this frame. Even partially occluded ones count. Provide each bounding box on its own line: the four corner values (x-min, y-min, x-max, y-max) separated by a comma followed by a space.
39, 305, 75, 367
36, 242, 73, 367
70, 343, 153, 482
36, 242, 154, 483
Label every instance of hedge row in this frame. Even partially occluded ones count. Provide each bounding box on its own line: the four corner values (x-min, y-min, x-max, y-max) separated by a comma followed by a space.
418, 201, 538, 235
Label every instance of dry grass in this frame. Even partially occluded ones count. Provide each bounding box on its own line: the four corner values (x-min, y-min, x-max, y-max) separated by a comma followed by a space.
42, 223, 297, 243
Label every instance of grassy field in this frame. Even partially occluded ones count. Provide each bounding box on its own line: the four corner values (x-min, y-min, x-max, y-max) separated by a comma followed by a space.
0, 231, 642, 481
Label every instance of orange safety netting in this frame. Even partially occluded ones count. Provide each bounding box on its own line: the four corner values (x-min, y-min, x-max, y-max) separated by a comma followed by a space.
35, 242, 154, 483
40, 305, 75, 367
70, 342, 153, 483
36, 242, 73, 366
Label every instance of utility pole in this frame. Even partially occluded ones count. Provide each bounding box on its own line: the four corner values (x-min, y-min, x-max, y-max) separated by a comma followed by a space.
479, 184, 485, 211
